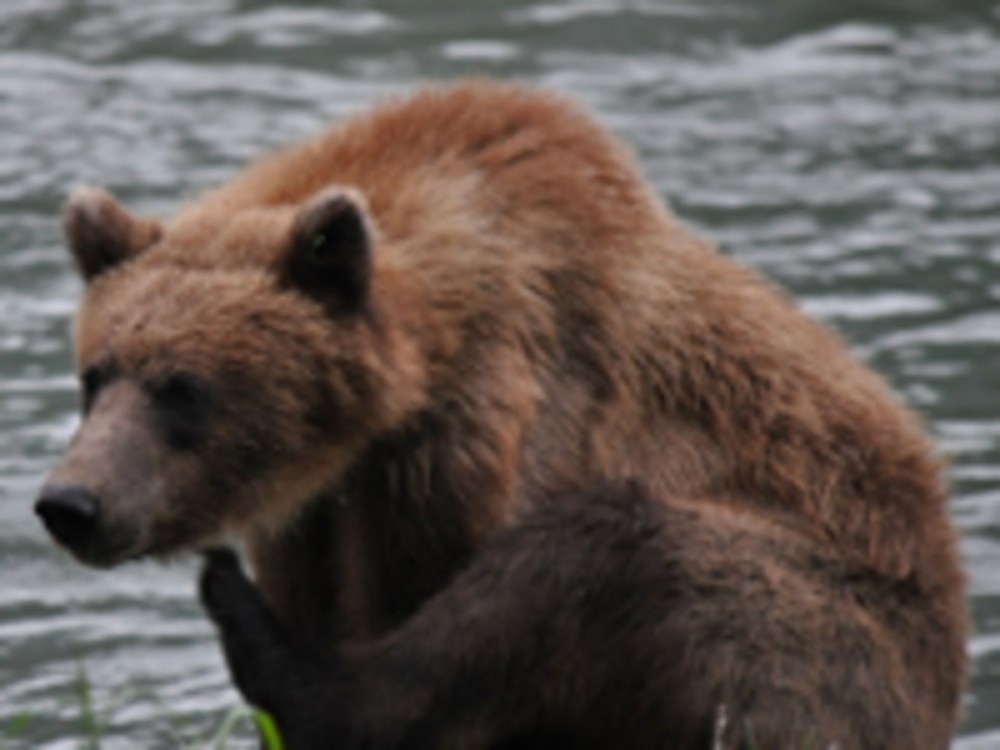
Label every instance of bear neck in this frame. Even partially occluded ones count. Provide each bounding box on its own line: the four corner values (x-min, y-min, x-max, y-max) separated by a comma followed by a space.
248, 408, 495, 652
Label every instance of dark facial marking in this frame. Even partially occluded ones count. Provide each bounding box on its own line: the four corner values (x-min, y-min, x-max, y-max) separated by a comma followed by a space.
149, 372, 215, 450
80, 361, 118, 415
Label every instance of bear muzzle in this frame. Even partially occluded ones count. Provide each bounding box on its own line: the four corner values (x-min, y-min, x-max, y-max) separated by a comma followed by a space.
35, 379, 168, 567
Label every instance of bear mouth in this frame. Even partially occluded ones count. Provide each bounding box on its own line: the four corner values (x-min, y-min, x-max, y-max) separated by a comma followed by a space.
49, 529, 141, 570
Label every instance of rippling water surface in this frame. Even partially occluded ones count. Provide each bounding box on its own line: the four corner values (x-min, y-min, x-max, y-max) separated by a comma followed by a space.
2, 1, 1000, 746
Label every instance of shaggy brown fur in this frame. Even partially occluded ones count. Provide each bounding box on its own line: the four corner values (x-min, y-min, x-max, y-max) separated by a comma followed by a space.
39, 81, 966, 749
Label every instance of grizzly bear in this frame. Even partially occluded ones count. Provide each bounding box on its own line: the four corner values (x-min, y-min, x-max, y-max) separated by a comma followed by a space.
37, 81, 966, 749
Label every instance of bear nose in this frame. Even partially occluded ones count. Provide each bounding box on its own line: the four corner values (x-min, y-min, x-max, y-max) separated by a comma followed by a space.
35, 485, 101, 551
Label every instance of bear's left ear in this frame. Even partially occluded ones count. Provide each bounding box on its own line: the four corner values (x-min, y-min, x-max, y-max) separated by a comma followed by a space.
63, 187, 163, 284
284, 187, 374, 314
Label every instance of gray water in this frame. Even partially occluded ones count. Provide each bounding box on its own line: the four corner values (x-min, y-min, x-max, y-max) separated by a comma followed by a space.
2, 0, 999, 747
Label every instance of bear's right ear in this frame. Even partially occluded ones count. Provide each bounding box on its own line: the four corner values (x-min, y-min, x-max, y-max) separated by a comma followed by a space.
284, 187, 375, 315
63, 187, 162, 284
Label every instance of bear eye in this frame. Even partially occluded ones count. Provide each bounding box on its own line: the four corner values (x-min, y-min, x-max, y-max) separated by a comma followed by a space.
151, 372, 214, 450
80, 365, 109, 414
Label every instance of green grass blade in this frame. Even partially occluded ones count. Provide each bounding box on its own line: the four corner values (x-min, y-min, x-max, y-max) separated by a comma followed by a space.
204, 705, 284, 750
0, 712, 32, 749
74, 663, 101, 750
252, 710, 284, 750
207, 705, 252, 750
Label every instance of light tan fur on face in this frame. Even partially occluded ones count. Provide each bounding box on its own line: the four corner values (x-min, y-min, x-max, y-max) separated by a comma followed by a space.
71, 255, 424, 543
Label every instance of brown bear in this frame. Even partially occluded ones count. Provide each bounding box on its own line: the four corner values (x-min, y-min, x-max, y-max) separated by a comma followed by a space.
37, 80, 966, 749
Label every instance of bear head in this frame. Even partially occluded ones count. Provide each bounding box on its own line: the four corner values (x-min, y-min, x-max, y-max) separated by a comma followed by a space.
36, 187, 424, 567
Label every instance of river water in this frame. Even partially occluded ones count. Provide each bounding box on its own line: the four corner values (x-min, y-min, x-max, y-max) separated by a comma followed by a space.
1, 1, 999, 747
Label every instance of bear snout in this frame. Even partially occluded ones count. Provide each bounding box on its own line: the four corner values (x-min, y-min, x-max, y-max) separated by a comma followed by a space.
35, 484, 103, 559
